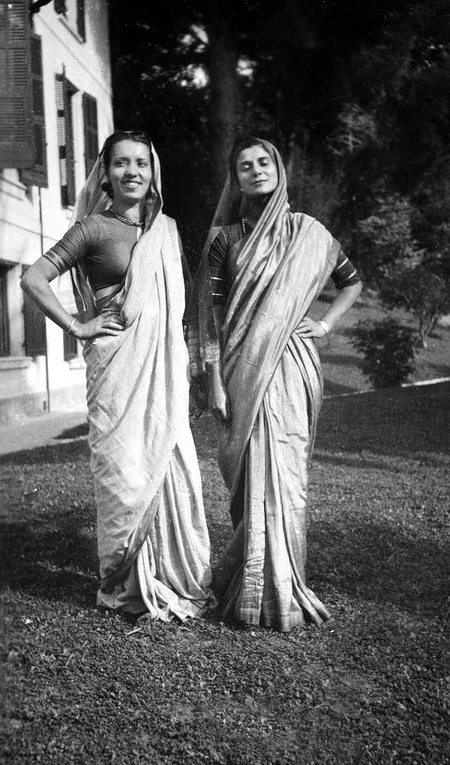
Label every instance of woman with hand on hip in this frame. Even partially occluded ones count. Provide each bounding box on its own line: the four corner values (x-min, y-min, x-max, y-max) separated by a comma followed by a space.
21, 131, 214, 621
189, 136, 362, 632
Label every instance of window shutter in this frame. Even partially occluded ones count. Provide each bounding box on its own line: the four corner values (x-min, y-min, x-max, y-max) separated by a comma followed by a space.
82, 93, 98, 177
0, 0, 33, 168
56, 73, 76, 207
0, 265, 10, 356
76, 0, 85, 41
22, 266, 46, 357
21, 34, 48, 187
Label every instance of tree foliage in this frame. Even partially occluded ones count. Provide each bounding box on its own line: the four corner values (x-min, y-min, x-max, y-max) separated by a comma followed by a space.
108, 0, 450, 311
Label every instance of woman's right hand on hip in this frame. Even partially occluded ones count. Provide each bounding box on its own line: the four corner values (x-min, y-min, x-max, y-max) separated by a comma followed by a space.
73, 314, 125, 340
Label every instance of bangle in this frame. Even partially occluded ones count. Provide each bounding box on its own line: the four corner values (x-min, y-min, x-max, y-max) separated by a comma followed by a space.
66, 318, 77, 335
318, 319, 330, 334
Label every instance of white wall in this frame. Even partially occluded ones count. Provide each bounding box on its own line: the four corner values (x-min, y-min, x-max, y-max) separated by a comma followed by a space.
0, 0, 114, 423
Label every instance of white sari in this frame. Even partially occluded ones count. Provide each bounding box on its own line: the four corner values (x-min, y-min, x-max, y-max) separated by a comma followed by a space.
70, 144, 214, 619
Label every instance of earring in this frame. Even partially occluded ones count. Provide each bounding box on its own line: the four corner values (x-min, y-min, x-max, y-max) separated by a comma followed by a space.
101, 180, 114, 198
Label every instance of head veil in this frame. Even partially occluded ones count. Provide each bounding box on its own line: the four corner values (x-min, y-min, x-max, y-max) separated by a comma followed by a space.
188, 137, 291, 382
66, 135, 163, 321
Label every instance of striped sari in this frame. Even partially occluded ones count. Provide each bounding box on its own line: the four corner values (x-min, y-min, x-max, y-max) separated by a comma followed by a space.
190, 140, 339, 631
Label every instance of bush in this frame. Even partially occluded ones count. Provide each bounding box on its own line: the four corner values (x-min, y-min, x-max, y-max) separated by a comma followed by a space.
352, 317, 416, 388
379, 263, 450, 347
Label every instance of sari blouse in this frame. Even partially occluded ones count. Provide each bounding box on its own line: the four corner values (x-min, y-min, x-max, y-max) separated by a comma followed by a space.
209, 221, 360, 305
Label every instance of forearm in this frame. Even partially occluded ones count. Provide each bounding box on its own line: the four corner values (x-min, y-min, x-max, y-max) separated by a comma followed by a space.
21, 257, 124, 341
320, 282, 362, 331
21, 269, 75, 333
205, 305, 230, 422
208, 304, 225, 390
206, 359, 224, 394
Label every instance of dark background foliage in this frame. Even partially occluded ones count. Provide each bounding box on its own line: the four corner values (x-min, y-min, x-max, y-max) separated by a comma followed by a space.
109, 0, 450, 271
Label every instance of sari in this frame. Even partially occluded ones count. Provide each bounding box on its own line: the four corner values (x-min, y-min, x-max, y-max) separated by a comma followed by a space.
189, 139, 340, 631
68, 143, 214, 620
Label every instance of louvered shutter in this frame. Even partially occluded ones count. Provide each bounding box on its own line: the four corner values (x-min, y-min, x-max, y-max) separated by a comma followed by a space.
0, 264, 10, 356
82, 93, 98, 176
76, 0, 85, 41
0, 0, 33, 168
56, 73, 76, 207
21, 34, 48, 187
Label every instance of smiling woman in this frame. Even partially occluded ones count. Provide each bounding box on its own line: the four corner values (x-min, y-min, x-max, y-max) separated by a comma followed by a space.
106, 138, 153, 220
20, 131, 215, 622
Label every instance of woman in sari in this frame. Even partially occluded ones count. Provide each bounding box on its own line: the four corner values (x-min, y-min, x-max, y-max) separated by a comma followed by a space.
21, 131, 214, 621
189, 136, 362, 632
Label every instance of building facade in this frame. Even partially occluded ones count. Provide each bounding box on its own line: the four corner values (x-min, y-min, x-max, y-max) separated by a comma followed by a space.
0, 0, 113, 422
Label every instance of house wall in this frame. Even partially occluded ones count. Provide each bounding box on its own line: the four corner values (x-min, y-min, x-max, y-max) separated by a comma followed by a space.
0, 0, 113, 423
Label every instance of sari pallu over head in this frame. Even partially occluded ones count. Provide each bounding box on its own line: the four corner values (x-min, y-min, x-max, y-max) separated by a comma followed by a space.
189, 138, 342, 494
68, 140, 189, 590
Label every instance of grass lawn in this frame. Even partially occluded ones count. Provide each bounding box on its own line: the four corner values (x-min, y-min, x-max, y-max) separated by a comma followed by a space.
311, 290, 450, 395
1, 377, 449, 764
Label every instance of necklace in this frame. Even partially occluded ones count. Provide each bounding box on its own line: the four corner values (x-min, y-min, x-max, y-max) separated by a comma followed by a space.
111, 209, 144, 227
241, 217, 250, 236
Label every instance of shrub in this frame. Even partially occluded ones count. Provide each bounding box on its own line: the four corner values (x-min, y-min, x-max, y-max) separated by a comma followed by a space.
379, 263, 450, 347
352, 317, 416, 388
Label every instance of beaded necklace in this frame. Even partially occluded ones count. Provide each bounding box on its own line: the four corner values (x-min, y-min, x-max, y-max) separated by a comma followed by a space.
111, 209, 145, 227
241, 218, 251, 236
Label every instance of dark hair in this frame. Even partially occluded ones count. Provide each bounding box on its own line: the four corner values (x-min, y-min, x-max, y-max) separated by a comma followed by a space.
101, 130, 153, 198
228, 135, 269, 184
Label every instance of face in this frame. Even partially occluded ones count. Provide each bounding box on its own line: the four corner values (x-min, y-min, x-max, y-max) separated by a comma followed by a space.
106, 140, 152, 203
236, 145, 278, 198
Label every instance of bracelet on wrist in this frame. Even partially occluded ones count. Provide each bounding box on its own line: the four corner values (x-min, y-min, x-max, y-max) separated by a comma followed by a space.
318, 319, 330, 334
66, 317, 77, 335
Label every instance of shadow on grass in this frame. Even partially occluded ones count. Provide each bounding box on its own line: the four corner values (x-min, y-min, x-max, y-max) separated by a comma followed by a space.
55, 422, 89, 440
323, 379, 357, 396
0, 439, 97, 607
307, 516, 450, 618
0, 516, 98, 607
0, 438, 90, 466
317, 381, 450, 459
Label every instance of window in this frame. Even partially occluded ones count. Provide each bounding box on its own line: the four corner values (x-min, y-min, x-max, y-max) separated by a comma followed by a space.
0, 0, 33, 168
76, 0, 85, 41
22, 266, 46, 357
21, 33, 48, 187
56, 73, 77, 207
54, 0, 85, 42
0, 265, 10, 356
82, 93, 98, 177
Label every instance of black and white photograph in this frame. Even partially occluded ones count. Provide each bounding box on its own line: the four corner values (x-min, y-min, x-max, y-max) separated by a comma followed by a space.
1, 1, 449, 762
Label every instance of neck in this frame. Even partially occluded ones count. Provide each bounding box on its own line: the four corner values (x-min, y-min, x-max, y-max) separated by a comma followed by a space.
111, 200, 145, 223
243, 195, 270, 227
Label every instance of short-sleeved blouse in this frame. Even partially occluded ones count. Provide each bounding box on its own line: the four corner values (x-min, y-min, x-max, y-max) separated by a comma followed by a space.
42, 210, 141, 292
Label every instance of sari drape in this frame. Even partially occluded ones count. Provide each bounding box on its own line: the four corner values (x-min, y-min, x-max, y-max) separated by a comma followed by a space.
189, 139, 339, 631
69, 143, 213, 619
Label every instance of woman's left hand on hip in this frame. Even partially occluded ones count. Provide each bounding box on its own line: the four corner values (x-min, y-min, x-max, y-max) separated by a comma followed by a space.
296, 318, 328, 338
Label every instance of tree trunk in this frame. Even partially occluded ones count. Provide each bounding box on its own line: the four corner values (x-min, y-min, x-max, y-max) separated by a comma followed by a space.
208, 1, 239, 197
